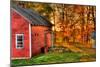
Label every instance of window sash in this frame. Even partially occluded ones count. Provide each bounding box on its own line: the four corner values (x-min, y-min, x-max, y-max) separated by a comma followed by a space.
16, 34, 24, 49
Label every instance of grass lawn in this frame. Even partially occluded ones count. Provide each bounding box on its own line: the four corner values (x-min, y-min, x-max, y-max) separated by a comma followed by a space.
11, 52, 96, 66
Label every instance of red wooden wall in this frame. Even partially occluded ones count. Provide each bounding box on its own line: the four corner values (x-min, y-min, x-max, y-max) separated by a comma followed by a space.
31, 26, 51, 55
11, 10, 30, 58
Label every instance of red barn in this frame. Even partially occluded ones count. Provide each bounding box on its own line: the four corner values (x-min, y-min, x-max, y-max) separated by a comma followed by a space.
11, 4, 52, 59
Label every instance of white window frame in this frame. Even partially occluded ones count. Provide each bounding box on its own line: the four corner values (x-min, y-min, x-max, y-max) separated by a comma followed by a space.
16, 34, 24, 49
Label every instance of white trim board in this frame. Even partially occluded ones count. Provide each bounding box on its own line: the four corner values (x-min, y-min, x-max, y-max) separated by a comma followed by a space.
29, 23, 32, 58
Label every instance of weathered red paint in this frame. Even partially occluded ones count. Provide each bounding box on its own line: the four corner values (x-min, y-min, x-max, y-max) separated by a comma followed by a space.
11, 10, 30, 58
11, 9, 52, 59
31, 26, 51, 55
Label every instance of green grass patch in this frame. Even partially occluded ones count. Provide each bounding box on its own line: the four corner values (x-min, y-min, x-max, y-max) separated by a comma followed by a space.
11, 52, 96, 66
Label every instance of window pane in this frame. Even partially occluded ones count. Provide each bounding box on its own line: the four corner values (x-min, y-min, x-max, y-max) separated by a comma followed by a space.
17, 38, 22, 41
17, 41, 23, 44
17, 36, 23, 39
17, 44, 23, 47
